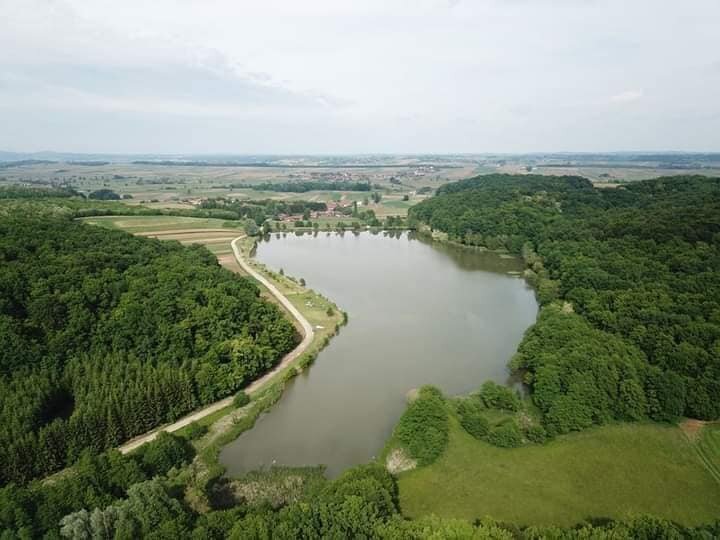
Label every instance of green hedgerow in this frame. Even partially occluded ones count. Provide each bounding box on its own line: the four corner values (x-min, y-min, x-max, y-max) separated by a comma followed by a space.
234, 390, 251, 408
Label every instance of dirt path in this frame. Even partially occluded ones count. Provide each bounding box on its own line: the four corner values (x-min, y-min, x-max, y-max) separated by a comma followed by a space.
136, 228, 235, 236
119, 235, 314, 454
680, 419, 707, 442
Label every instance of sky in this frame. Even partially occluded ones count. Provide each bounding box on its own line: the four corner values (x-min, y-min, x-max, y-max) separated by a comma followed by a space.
1, 0, 719, 154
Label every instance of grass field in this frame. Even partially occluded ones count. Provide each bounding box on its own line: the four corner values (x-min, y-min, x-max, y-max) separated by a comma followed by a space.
81, 215, 240, 233
398, 416, 720, 527
695, 423, 720, 485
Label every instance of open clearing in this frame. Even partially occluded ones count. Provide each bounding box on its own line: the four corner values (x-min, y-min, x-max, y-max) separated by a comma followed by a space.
81, 215, 238, 232
398, 417, 720, 527
694, 423, 720, 485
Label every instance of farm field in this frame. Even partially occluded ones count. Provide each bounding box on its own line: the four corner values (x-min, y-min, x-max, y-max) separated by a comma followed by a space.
695, 423, 720, 484
0, 159, 472, 207
398, 416, 720, 527
81, 215, 241, 233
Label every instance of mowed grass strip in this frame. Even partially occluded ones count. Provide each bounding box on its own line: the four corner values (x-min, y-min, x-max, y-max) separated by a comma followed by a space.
81, 215, 237, 232
695, 423, 720, 484
398, 418, 720, 527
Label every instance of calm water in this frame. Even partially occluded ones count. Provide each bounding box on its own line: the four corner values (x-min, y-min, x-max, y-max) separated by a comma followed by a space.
220, 231, 538, 477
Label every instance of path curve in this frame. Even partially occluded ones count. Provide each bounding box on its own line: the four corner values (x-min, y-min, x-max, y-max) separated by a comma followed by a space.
119, 235, 314, 454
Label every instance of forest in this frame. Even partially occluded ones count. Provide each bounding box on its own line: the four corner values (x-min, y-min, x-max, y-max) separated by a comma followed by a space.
0, 186, 81, 200
0, 213, 297, 485
2, 434, 717, 539
410, 174, 720, 432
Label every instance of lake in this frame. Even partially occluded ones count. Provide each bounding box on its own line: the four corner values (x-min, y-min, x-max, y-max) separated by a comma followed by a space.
220, 231, 538, 477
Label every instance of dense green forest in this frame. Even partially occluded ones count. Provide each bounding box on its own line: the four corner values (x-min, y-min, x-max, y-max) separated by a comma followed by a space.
2, 436, 718, 539
0, 214, 297, 484
0, 186, 81, 200
87, 189, 121, 200
410, 174, 720, 432
3, 178, 720, 536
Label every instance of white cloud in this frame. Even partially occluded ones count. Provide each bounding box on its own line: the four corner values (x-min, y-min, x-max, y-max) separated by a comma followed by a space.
609, 90, 644, 104
0, 0, 718, 152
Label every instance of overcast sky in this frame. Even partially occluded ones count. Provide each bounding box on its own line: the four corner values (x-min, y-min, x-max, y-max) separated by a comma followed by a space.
1, 0, 719, 154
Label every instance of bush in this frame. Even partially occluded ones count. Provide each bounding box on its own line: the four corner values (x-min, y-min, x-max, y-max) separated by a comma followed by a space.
486, 421, 523, 448
479, 381, 520, 411
525, 424, 548, 444
394, 386, 449, 465
138, 432, 195, 476
544, 393, 594, 435
184, 421, 208, 441
328, 463, 399, 516
243, 219, 259, 236
88, 188, 120, 200
456, 399, 490, 439
234, 391, 250, 408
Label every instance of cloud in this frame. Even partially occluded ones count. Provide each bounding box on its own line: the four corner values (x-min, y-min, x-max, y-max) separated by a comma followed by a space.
0, 0, 719, 152
0, 0, 346, 115
0, 62, 346, 116
609, 90, 644, 104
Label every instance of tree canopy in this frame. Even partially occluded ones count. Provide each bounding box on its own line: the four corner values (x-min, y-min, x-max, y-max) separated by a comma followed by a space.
0, 214, 297, 484
411, 174, 720, 430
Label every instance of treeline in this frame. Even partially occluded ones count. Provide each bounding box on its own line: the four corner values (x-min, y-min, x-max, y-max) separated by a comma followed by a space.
87, 188, 121, 200
0, 215, 297, 485
2, 440, 718, 539
234, 181, 372, 192
0, 186, 81, 199
0, 195, 246, 222
0, 433, 195, 538
0, 192, 329, 224
199, 198, 327, 225
410, 174, 720, 430
0, 160, 57, 168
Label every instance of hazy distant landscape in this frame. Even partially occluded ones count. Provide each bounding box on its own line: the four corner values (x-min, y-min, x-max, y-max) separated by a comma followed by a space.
3, 152, 719, 212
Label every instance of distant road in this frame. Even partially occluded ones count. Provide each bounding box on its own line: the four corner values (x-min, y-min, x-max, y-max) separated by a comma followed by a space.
119, 234, 314, 454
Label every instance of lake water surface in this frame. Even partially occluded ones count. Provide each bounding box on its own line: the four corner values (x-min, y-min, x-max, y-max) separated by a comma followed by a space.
220, 232, 538, 477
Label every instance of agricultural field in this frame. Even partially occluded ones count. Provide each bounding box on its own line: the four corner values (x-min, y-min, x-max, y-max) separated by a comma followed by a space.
81, 215, 241, 233
0, 158, 473, 207
694, 422, 720, 485
398, 417, 720, 527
